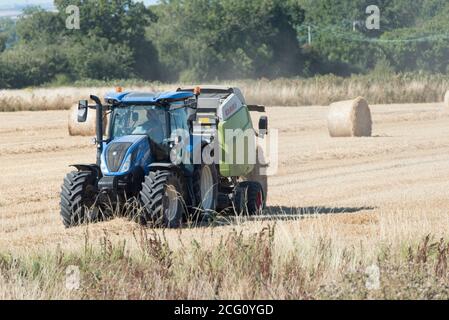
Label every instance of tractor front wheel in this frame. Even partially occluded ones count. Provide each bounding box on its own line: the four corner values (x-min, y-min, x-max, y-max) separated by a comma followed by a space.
139, 170, 187, 228
60, 171, 98, 228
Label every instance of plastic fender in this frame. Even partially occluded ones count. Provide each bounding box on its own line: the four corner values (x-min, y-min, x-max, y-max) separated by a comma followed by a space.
218, 106, 256, 177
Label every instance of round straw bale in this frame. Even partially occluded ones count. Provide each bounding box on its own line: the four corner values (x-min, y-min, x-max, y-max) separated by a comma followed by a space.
68, 104, 108, 136
444, 90, 449, 108
327, 97, 372, 137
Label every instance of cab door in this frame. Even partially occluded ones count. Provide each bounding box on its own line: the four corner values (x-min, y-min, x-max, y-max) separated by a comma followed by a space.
169, 108, 193, 173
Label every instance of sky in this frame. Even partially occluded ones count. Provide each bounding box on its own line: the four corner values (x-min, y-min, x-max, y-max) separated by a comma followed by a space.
0, 0, 159, 15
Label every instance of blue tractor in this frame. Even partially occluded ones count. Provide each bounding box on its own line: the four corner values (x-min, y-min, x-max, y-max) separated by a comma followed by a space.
60, 87, 269, 228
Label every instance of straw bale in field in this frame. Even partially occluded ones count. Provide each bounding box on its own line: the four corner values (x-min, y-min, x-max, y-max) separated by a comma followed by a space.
327, 97, 372, 137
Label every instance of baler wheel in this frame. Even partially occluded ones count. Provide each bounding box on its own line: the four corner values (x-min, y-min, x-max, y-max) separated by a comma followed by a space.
233, 181, 264, 216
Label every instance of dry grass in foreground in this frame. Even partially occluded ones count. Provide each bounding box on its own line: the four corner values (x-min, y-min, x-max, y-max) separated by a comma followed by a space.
1, 104, 449, 299
1, 214, 448, 300
1, 74, 449, 112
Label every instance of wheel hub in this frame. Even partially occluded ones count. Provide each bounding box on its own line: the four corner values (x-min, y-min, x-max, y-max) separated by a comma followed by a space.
200, 166, 214, 210
256, 191, 263, 210
165, 185, 179, 221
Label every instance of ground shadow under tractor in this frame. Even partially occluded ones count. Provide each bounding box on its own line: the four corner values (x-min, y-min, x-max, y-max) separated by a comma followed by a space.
198, 205, 376, 228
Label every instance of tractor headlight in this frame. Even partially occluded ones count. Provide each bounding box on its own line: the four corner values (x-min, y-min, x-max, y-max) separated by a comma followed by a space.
100, 156, 108, 174
101, 162, 108, 174
120, 153, 133, 173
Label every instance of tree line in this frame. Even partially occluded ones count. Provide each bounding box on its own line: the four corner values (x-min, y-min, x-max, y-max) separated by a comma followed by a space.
0, 0, 448, 88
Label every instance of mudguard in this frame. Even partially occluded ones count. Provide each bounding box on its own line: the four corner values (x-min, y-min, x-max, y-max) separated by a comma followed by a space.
70, 164, 102, 178
148, 163, 186, 175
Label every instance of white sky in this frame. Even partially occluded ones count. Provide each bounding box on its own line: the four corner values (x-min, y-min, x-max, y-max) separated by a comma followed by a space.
0, 0, 159, 10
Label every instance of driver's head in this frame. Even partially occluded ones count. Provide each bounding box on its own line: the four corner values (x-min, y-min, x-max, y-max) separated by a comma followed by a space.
146, 109, 154, 119
145, 109, 161, 127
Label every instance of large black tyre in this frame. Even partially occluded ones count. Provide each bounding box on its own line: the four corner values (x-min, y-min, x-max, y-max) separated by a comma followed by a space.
139, 170, 187, 228
233, 181, 264, 216
193, 164, 218, 214
60, 171, 98, 228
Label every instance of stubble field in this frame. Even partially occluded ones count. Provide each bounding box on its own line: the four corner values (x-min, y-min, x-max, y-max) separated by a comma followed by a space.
1, 101, 449, 299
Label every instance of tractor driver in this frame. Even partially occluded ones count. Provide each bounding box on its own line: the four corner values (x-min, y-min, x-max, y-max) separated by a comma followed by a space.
132, 109, 164, 144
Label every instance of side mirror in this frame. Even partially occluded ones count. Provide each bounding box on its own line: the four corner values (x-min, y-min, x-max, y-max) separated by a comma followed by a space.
78, 100, 88, 123
259, 116, 268, 137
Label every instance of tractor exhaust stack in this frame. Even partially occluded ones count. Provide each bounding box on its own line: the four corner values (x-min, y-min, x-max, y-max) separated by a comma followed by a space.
89, 95, 104, 166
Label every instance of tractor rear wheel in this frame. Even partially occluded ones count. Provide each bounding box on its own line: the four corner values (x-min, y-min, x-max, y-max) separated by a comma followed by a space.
233, 181, 264, 216
60, 171, 98, 228
193, 164, 218, 214
139, 170, 187, 228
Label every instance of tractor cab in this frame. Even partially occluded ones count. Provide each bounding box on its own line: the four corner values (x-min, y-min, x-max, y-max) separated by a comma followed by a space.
96, 91, 197, 191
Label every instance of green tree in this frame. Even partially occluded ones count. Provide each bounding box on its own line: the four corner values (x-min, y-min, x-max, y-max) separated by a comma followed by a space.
16, 7, 65, 43
2, 0, 449, 89
0, 43, 68, 88
0, 33, 7, 52
0, 18, 17, 51
0, 0, 161, 87
65, 36, 135, 80
380, 4, 449, 73
54, 0, 160, 80
298, 0, 431, 73
150, 0, 305, 81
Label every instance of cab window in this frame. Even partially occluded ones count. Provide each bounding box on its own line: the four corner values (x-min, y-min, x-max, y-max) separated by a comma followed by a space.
170, 108, 189, 132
